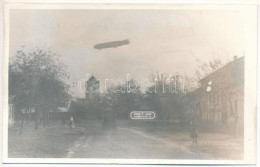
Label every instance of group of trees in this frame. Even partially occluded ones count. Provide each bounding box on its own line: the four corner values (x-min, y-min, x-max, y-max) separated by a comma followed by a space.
91, 76, 191, 122
9, 47, 71, 134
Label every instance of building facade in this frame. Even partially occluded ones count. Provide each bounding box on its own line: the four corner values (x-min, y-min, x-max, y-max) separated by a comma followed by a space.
194, 57, 244, 132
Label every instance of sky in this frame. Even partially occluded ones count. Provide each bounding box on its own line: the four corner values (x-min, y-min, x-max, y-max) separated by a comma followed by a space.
9, 9, 245, 97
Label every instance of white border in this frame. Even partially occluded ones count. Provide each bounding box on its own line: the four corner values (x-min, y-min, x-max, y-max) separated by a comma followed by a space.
1, 2, 258, 165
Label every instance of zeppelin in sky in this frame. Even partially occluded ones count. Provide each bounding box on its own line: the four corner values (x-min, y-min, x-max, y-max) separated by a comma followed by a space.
94, 39, 130, 50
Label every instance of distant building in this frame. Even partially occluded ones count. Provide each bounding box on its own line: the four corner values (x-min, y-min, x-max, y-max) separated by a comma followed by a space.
85, 75, 100, 100
194, 56, 244, 131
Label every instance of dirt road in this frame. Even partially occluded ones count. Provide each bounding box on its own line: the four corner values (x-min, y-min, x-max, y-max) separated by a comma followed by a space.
67, 123, 208, 159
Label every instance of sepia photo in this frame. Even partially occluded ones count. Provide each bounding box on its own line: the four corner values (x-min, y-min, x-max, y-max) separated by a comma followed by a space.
2, 2, 257, 165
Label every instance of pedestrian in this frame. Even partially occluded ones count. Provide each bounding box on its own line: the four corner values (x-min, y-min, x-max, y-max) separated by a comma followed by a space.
190, 126, 198, 144
190, 117, 199, 144
69, 116, 75, 128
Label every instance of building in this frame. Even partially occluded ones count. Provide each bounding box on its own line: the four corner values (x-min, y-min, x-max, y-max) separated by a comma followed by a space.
85, 75, 100, 100
194, 56, 244, 131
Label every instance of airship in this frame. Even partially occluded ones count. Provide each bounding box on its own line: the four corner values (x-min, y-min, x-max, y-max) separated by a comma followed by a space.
94, 39, 129, 50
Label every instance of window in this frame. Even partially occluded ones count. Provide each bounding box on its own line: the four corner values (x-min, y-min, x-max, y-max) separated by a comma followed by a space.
208, 93, 214, 107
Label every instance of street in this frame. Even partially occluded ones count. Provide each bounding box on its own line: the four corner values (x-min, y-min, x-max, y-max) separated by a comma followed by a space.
67, 124, 205, 159
8, 120, 243, 159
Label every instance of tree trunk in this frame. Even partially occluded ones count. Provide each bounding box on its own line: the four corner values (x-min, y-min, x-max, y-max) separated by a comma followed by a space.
46, 111, 50, 126
19, 108, 28, 135
39, 111, 42, 126
212, 109, 215, 133
29, 111, 31, 122
43, 111, 46, 128
34, 107, 39, 130
19, 112, 24, 135
26, 108, 30, 124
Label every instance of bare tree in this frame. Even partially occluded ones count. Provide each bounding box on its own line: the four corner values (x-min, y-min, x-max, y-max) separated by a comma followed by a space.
195, 58, 225, 81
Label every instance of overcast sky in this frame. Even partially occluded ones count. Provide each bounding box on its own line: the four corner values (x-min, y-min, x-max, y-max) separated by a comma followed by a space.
10, 9, 244, 97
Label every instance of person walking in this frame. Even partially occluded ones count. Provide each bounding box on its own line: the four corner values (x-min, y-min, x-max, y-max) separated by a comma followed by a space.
190, 117, 199, 144
69, 116, 75, 128
190, 126, 199, 144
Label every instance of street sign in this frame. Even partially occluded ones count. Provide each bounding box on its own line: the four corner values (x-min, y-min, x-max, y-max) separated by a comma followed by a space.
130, 111, 156, 120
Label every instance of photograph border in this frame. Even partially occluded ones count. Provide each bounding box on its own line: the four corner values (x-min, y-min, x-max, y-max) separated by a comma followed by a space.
2, 2, 258, 165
